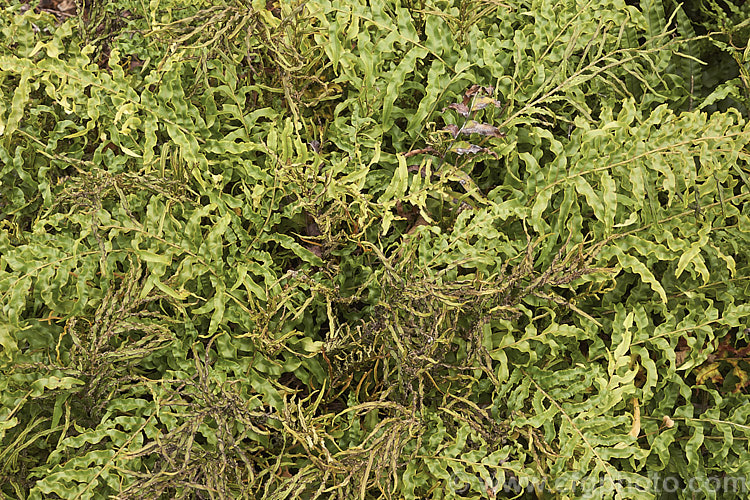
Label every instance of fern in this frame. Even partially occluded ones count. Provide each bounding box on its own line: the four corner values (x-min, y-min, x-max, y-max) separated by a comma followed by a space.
1, 0, 749, 499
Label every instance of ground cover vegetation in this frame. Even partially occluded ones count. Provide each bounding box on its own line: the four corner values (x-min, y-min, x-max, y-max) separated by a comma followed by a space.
0, 0, 749, 498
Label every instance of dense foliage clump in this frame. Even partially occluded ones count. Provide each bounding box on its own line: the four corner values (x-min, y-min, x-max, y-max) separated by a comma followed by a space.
1, 0, 749, 498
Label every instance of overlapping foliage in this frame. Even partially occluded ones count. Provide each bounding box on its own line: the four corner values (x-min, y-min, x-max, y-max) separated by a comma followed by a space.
0, 0, 749, 498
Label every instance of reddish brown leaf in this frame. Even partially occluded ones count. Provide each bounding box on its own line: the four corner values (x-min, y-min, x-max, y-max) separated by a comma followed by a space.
675, 336, 690, 366
443, 103, 470, 117
450, 142, 498, 158
442, 124, 460, 138
471, 95, 504, 111
460, 120, 506, 138
464, 85, 495, 101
